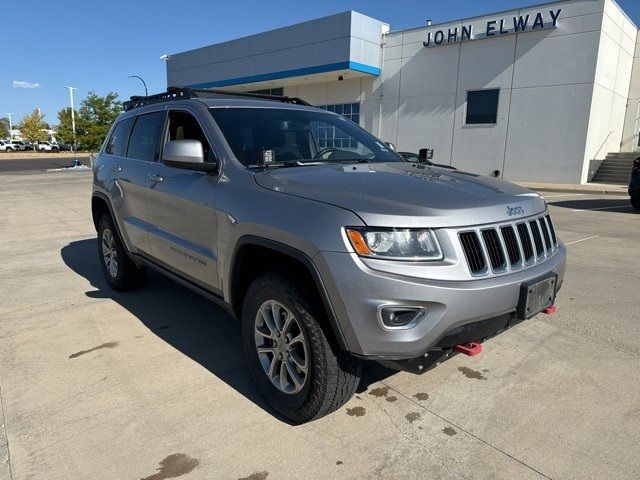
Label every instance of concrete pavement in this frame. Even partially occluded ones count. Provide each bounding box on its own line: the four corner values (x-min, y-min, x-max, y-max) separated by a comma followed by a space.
0, 170, 638, 479
517, 182, 628, 195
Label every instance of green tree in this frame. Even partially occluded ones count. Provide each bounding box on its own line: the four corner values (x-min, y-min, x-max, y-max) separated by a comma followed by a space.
0, 118, 9, 139
77, 91, 122, 151
18, 110, 48, 143
56, 107, 82, 145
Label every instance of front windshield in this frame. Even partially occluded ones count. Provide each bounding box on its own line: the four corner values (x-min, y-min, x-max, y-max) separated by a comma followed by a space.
209, 107, 402, 166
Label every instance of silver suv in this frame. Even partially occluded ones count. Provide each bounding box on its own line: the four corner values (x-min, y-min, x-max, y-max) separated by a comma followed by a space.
91, 88, 566, 423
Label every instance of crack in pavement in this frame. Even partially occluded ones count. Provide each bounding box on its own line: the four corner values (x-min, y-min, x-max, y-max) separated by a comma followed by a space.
0, 380, 14, 480
379, 382, 555, 480
364, 391, 471, 480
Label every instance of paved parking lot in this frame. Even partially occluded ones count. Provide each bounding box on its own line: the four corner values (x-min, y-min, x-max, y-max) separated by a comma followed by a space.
0, 170, 638, 480
0, 155, 90, 174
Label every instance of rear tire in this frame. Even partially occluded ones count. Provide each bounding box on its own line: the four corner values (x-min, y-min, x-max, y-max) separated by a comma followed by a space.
241, 273, 361, 423
631, 196, 640, 211
97, 214, 147, 291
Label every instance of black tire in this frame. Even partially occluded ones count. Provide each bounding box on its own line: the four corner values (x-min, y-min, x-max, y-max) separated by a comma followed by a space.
241, 273, 361, 423
97, 214, 147, 291
631, 196, 640, 211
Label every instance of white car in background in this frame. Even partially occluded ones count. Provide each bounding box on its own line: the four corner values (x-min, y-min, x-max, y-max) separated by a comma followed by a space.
37, 142, 60, 152
0, 140, 16, 151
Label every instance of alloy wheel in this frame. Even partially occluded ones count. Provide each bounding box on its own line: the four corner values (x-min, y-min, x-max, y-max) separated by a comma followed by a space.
101, 228, 118, 278
254, 300, 309, 394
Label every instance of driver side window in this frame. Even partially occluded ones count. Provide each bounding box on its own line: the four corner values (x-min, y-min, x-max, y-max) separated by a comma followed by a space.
166, 111, 213, 162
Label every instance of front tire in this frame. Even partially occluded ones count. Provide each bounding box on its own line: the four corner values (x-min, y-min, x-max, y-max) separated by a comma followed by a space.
242, 273, 361, 423
631, 196, 640, 211
97, 214, 147, 291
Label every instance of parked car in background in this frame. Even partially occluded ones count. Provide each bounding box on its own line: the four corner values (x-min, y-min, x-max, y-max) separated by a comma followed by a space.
22, 141, 35, 151
37, 142, 60, 152
629, 156, 640, 211
0, 140, 16, 151
10, 141, 33, 151
398, 151, 457, 170
57, 142, 73, 151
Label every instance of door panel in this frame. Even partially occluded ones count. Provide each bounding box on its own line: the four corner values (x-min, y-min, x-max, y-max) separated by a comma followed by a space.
113, 158, 152, 253
102, 116, 152, 253
146, 109, 221, 291
147, 167, 220, 289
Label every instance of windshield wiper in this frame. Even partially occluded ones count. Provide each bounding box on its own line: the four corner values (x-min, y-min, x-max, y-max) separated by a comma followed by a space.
247, 161, 306, 169
249, 158, 372, 169
325, 158, 372, 164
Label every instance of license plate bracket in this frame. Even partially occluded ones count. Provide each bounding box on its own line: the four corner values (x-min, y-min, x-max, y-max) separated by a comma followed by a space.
516, 273, 557, 320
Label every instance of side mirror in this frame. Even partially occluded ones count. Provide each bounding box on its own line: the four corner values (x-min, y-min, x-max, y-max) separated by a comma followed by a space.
162, 140, 217, 172
384, 141, 396, 151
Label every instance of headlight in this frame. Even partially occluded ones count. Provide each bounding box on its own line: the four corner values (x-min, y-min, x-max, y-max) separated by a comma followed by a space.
345, 228, 443, 261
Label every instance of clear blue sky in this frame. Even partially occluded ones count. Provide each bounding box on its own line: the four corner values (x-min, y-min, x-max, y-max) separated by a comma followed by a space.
1, 0, 639, 125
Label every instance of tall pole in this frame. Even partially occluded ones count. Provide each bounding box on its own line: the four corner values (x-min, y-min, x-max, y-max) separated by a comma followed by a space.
5, 113, 13, 140
128, 75, 148, 96
64, 86, 78, 165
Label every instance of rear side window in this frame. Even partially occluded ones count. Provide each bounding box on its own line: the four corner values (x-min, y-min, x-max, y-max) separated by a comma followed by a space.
126, 112, 165, 162
105, 117, 133, 156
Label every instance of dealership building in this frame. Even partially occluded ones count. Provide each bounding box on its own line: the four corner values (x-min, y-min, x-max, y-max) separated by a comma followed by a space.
166, 0, 639, 184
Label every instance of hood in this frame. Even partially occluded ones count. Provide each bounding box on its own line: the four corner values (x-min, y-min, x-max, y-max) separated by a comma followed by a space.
254, 162, 546, 227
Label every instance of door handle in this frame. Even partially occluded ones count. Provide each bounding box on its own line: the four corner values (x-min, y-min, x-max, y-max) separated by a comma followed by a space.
148, 174, 164, 182
110, 165, 122, 173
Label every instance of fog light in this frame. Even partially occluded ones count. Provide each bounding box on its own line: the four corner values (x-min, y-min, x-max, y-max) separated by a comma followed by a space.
378, 306, 427, 330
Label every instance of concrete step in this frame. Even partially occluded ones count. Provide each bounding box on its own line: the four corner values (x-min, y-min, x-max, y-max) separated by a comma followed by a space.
591, 174, 630, 184
603, 160, 635, 166
597, 166, 634, 173
604, 158, 636, 163
605, 152, 638, 157
593, 169, 631, 175
593, 168, 631, 175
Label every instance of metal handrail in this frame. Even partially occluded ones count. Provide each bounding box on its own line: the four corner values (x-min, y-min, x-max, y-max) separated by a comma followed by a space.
592, 130, 614, 160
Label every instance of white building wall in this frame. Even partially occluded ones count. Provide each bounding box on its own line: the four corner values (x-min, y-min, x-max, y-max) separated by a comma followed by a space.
621, 30, 640, 151
582, 0, 637, 181
388, 0, 611, 184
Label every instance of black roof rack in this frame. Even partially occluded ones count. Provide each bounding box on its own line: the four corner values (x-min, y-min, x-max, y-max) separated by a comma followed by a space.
122, 86, 310, 111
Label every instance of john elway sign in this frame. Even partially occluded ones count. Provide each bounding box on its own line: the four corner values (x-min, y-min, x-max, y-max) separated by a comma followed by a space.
423, 9, 561, 47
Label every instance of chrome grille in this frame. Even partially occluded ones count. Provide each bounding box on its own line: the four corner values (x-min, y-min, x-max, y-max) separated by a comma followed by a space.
459, 213, 559, 277
459, 232, 487, 275
516, 222, 535, 263
529, 220, 544, 257
545, 214, 557, 245
500, 226, 522, 267
482, 229, 507, 272
539, 218, 552, 252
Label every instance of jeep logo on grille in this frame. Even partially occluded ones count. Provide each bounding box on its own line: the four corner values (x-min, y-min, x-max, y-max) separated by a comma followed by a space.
506, 205, 525, 216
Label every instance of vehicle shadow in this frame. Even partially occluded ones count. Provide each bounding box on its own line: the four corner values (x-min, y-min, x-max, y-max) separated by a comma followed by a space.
548, 198, 637, 214
60, 239, 394, 424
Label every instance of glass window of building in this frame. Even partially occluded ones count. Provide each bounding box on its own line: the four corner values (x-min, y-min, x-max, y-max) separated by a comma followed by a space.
248, 88, 284, 96
315, 103, 361, 148
465, 90, 500, 125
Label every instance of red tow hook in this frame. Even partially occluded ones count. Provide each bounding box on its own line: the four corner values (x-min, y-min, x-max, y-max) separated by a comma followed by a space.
454, 342, 483, 356
542, 305, 557, 315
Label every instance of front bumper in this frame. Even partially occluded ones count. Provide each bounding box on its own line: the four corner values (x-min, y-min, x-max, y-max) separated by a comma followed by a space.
314, 244, 566, 359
